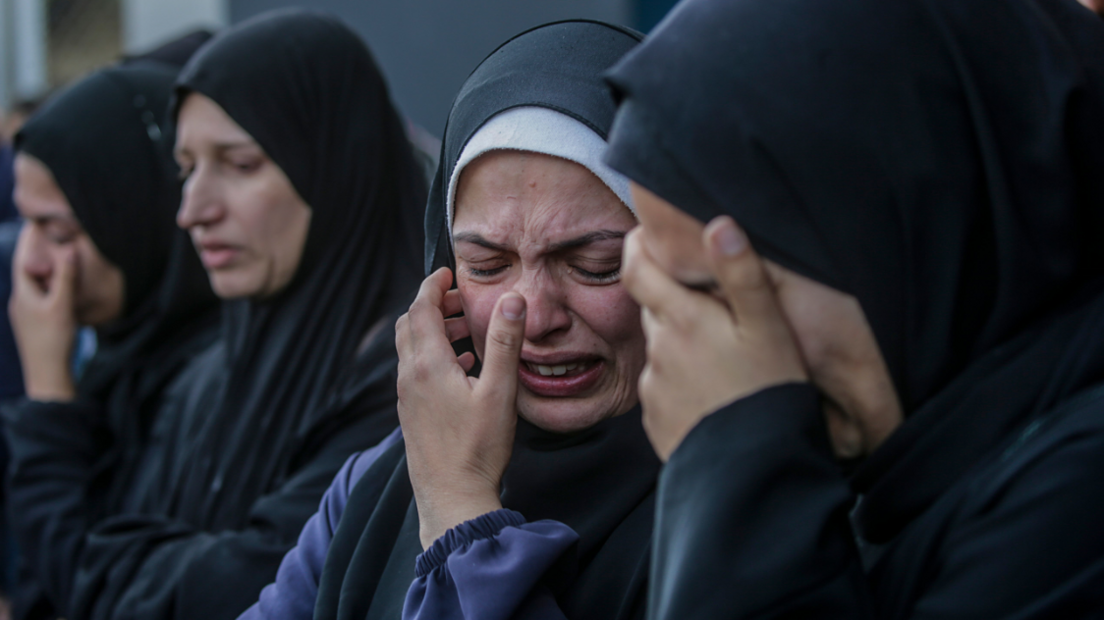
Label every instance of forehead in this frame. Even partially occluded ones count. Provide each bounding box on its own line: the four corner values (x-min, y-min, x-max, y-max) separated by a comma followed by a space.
13, 153, 73, 219
453, 151, 635, 251
175, 93, 254, 150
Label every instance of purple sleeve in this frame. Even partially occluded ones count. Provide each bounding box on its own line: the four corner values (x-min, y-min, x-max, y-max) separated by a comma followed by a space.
403, 509, 579, 620
238, 428, 403, 620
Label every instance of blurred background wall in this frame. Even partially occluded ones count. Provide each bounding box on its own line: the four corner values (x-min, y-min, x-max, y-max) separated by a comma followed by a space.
0, 0, 676, 135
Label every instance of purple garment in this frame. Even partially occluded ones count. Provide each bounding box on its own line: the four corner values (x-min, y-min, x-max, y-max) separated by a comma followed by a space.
238, 428, 582, 620
404, 510, 578, 620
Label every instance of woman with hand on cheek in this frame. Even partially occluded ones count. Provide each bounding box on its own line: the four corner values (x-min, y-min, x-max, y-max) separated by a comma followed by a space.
328, 22, 657, 620
605, 0, 1104, 617
242, 21, 658, 620
4, 63, 218, 620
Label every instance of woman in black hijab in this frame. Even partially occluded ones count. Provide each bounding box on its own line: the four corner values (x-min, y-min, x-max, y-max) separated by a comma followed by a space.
5, 62, 220, 619
605, 0, 1104, 616
251, 20, 660, 620
10, 9, 425, 620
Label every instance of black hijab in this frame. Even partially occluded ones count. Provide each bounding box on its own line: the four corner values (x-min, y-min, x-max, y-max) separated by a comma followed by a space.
605, 0, 1104, 542
316, 20, 661, 620
163, 8, 426, 530
15, 63, 217, 407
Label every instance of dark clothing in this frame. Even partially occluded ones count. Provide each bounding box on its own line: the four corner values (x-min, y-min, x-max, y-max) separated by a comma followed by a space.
604, 0, 1104, 616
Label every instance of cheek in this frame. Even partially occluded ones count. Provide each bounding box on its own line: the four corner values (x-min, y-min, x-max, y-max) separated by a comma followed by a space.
572, 284, 644, 356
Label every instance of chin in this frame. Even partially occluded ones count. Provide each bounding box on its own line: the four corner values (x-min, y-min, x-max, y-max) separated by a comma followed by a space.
208, 271, 261, 300
516, 393, 629, 434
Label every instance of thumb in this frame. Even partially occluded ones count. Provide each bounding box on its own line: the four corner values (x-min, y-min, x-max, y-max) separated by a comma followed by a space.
477, 292, 526, 400
703, 216, 786, 332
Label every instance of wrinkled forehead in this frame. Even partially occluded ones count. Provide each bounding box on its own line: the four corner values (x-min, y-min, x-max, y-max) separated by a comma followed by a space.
453, 150, 636, 257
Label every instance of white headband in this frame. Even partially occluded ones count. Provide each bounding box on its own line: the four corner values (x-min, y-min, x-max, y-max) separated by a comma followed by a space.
445, 106, 635, 239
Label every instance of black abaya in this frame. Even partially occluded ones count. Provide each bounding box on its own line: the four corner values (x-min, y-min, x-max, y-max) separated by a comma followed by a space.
604, 0, 1104, 616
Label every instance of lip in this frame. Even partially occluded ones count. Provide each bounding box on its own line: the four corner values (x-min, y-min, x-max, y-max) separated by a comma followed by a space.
517, 354, 604, 398
196, 240, 239, 269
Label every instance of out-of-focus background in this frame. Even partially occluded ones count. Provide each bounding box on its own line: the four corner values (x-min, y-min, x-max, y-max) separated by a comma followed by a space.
0, 0, 678, 136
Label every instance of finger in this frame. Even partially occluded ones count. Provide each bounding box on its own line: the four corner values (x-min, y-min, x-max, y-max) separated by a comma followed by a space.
476, 292, 525, 400
702, 217, 787, 332
406, 268, 455, 345
10, 227, 42, 299
49, 246, 77, 309
457, 351, 476, 373
442, 289, 464, 318
401, 269, 467, 376
444, 316, 471, 343
622, 228, 715, 326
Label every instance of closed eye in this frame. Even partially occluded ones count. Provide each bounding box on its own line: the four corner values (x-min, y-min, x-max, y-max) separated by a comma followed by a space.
573, 265, 621, 284
469, 266, 507, 277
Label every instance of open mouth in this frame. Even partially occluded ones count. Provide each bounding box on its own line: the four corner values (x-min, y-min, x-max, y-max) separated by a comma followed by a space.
518, 357, 604, 397
523, 360, 597, 378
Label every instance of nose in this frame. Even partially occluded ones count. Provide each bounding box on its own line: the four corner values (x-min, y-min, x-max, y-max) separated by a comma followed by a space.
177, 166, 225, 231
514, 268, 572, 343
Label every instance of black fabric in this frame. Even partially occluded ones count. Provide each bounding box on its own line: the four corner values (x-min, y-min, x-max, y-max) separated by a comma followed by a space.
6, 64, 220, 619
604, 0, 1104, 616
317, 20, 660, 620
4, 10, 425, 620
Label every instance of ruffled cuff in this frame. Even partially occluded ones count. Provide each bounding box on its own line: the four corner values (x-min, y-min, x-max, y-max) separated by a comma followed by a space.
415, 509, 528, 577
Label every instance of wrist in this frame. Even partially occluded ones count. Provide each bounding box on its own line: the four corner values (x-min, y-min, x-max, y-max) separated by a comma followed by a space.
416, 481, 504, 550
25, 367, 76, 402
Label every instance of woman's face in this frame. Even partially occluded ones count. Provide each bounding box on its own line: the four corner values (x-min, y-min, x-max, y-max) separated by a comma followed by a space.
453, 151, 644, 433
629, 182, 902, 457
13, 153, 125, 326
174, 93, 312, 299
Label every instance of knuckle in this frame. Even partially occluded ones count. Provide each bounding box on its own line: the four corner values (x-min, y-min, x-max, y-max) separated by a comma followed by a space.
488, 327, 519, 351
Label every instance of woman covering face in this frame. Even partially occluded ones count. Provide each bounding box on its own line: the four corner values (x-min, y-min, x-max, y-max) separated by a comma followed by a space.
6, 10, 426, 620
5, 63, 219, 620
237, 21, 659, 620
605, 0, 1104, 616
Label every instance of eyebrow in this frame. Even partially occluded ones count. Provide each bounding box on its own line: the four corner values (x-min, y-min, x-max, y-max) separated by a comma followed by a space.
452, 229, 626, 254
29, 213, 79, 225
174, 140, 258, 159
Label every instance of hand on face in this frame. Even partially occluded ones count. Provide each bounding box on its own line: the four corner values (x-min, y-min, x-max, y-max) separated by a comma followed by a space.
396, 267, 527, 549
621, 216, 808, 461
9, 225, 78, 401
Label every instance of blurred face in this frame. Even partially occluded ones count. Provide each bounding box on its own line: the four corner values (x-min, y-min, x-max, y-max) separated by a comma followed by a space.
174, 93, 312, 299
13, 154, 125, 326
629, 182, 902, 457
453, 151, 644, 433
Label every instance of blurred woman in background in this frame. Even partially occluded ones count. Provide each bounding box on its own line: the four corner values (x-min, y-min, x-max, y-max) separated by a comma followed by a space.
6, 62, 218, 620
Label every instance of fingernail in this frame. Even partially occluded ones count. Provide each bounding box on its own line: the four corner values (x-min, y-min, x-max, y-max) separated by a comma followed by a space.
716, 220, 747, 256
501, 295, 525, 320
